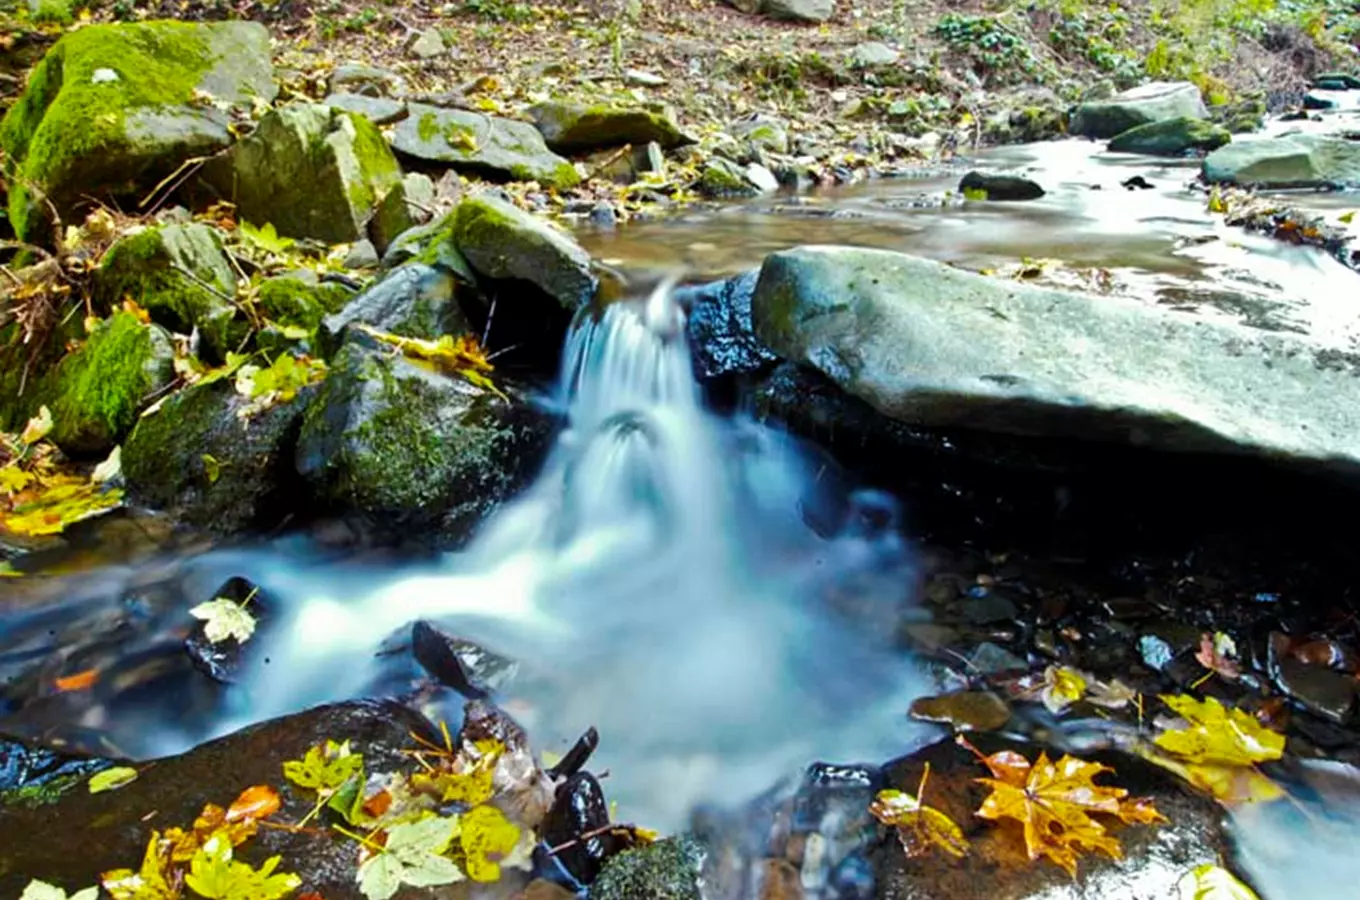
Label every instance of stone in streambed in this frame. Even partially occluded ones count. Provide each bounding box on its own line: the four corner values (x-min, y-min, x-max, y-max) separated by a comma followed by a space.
392, 103, 580, 189
318, 262, 469, 354
452, 195, 598, 309
909, 690, 1011, 732
1203, 133, 1360, 189
256, 270, 355, 332
1070, 81, 1208, 140
1107, 117, 1231, 156
959, 171, 1045, 201
678, 269, 780, 380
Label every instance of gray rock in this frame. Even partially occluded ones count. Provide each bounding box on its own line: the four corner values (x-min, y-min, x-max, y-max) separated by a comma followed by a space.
328, 63, 408, 98
344, 238, 380, 269
1203, 133, 1360, 188
295, 341, 550, 537
204, 103, 403, 243
967, 642, 1027, 675
764, 0, 834, 22
407, 28, 446, 59
637, 141, 667, 174
368, 172, 436, 254
751, 245, 1360, 473
529, 100, 689, 152
849, 41, 899, 66
732, 115, 789, 155
589, 201, 618, 228
745, 162, 780, 193
592, 836, 705, 900
678, 270, 779, 379
452, 195, 598, 309
959, 170, 1045, 200
624, 69, 667, 87
319, 262, 468, 351
1070, 80, 1208, 140
322, 92, 407, 125
1107, 116, 1231, 155
94, 222, 241, 359
0, 21, 275, 241
392, 103, 580, 189
697, 157, 760, 198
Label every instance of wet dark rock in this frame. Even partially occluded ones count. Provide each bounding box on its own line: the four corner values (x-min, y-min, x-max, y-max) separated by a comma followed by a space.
295, 341, 552, 541
967, 642, 1027, 676
957, 591, 1019, 625
678, 270, 780, 380
1269, 632, 1357, 724
873, 734, 1230, 900
1103, 596, 1162, 620
0, 738, 102, 807
318, 262, 469, 354
542, 771, 622, 884
410, 619, 519, 697
909, 690, 1011, 732
0, 700, 437, 900
901, 623, 963, 652
182, 576, 271, 684
592, 836, 706, 900
1121, 175, 1154, 189
123, 379, 316, 533
1313, 72, 1360, 90
958, 171, 1045, 201
1303, 92, 1338, 110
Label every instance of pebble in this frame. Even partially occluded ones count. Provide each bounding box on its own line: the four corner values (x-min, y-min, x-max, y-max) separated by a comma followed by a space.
957, 591, 1019, 625
909, 690, 1011, 732
967, 642, 1027, 675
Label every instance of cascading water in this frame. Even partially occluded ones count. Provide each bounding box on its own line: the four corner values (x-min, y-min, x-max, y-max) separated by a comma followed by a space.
137, 278, 930, 829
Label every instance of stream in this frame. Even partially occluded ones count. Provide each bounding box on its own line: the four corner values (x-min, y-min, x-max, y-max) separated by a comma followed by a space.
4, 126, 1360, 898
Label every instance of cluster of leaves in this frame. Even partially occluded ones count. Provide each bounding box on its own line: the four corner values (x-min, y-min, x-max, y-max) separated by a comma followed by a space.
0, 406, 123, 541
355, 325, 503, 398
1045, 6, 1142, 85
932, 14, 1041, 83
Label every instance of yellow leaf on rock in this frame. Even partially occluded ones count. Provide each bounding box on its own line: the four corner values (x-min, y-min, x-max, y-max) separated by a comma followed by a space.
1038, 665, 1088, 714
1177, 863, 1262, 899
1, 476, 124, 537
869, 764, 970, 859
1154, 695, 1285, 767
101, 832, 177, 900
459, 804, 526, 882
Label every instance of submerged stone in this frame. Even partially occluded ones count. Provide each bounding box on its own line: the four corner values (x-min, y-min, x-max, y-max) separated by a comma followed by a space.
1070, 81, 1208, 140
0, 20, 274, 242
529, 100, 689, 153
94, 222, 241, 359
452, 195, 598, 309
1108, 116, 1232, 155
392, 103, 581, 189
1202, 134, 1360, 189
203, 102, 403, 243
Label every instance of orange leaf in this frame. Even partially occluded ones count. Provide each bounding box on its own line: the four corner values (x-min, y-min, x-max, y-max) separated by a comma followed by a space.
227, 784, 282, 822
361, 788, 392, 818
55, 668, 99, 692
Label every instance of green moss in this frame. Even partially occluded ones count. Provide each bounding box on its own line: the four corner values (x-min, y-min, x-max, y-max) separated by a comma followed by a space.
0, 22, 218, 238
1, 773, 82, 809
417, 111, 440, 142
342, 110, 402, 216
257, 274, 352, 331
697, 161, 755, 198
29, 0, 72, 24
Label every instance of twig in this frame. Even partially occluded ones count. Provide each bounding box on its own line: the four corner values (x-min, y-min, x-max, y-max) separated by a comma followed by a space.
139, 155, 210, 215
169, 262, 237, 304
0, 240, 59, 266
481, 295, 497, 347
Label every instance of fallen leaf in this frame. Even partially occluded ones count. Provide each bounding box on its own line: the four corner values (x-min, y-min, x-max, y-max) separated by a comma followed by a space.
21, 406, 53, 446
1154, 695, 1285, 767
101, 832, 177, 900
283, 740, 365, 796
459, 804, 526, 882
19, 880, 99, 900
1038, 665, 1088, 714
869, 763, 970, 859
226, 785, 281, 822
55, 668, 100, 692
189, 597, 257, 645
1087, 678, 1137, 710
1134, 745, 1284, 806
1195, 633, 1242, 681
185, 831, 301, 900
89, 766, 140, 794
357, 815, 464, 900
1177, 863, 1261, 899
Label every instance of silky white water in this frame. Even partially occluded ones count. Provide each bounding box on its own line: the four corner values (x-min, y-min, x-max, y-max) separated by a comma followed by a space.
165, 280, 930, 829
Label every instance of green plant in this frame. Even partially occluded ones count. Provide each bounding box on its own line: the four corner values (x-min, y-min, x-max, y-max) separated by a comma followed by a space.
933, 13, 1039, 82
462, 0, 535, 22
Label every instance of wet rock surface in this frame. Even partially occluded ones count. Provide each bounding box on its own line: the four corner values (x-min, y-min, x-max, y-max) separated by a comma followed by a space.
679, 270, 779, 380
1202, 133, 1360, 188
958, 171, 1044, 201
1107, 116, 1232, 155
453, 195, 599, 310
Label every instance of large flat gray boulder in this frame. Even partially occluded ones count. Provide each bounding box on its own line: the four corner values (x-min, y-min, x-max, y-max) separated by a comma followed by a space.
392, 104, 580, 189
751, 245, 1360, 472
1202, 133, 1360, 188
1070, 81, 1207, 139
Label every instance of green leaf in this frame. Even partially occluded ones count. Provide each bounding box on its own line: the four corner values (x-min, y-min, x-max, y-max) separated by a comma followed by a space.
357, 852, 403, 900
89, 766, 139, 794
356, 815, 465, 900
19, 880, 100, 900
283, 740, 365, 794
189, 598, 257, 645
239, 220, 296, 256
202, 454, 222, 485
185, 832, 302, 900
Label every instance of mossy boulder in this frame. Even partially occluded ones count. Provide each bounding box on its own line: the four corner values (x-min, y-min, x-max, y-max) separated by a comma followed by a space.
94, 222, 241, 360
203, 103, 403, 244
1108, 117, 1231, 155
33, 312, 175, 456
391, 104, 580, 189
452, 195, 597, 310
295, 341, 551, 539
528, 100, 689, 153
732, 115, 789, 155
0, 20, 274, 242
257, 270, 355, 331
368, 172, 435, 255
122, 378, 317, 532
591, 837, 705, 900
696, 158, 760, 198
1070, 81, 1208, 140
318, 262, 469, 354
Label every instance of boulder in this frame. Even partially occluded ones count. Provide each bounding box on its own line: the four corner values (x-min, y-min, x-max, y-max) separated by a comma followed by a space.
94, 222, 241, 359
122, 379, 316, 532
677, 270, 779, 380
959, 171, 1045, 201
1069, 81, 1207, 140
696, 158, 762, 198
529, 100, 689, 153
1202, 134, 1360, 189
0, 21, 274, 242
732, 115, 789, 155
204, 103, 403, 244
32, 312, 175, 456
1107, 116, 1231, 155
452, 195, 598, 309
256, 270, 355, 332
321, 92, 407, 125
392, 104, 581, 189
318, 262, 469, 353
1313, 72, 1360, 90
849, 41, 900, 67
368, 172, 436, 254
750, 245, 1360, 472
295, 341, 551, 538
738, 0, 834, 22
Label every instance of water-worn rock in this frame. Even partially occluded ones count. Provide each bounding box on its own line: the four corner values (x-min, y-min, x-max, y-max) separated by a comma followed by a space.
1070, 81, 1208, 140
0, 700, 437, 900
529, 100, 689, 153
1202, 133, 1360, 188
751, 245, 1360, 473
0, 20, 274, 241
94, 222, 241, 359
453, 195, 598, 309
959, 171, 1044, 201
697, 158, 762, 198
319, 262, 469, 352
1107, 116, 1231, 155
122, 379, 316, 532
909, 690, 1011, 732
295, 341, 551, 538
34, 312, 175, 456
204, 102, 403, 243
592, 836, 706, 900
732, 115, 790, 155
393, 103, 580, 189
678, 270, 779, 380
321, 92, 407, 126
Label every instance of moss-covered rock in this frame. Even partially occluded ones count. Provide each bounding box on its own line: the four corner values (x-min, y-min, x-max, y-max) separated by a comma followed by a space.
1070, 81, 1208, 140
202, 103, 403, 244
1108, 117, 1231, 156
257, 270, 355, 331
452, 195, 597, 310
696, 158, 760, 199
37, 312, 175, 456
0, 21, 274, 242
122, 378, 316, 532
368, 172, 435, 255
94, 222, 241, 360
318, 262, 468, 354
295, 341, 551, 539
391, 103, 580, 189
732, 115, 789, 155
591, 837, 706, 900
528, 100, 689, 153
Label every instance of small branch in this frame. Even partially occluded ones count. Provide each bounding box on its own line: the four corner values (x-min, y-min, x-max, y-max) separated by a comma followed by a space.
0, 240, 59, 266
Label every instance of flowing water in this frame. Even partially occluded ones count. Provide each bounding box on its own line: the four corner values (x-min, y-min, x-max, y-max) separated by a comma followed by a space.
4, 129, 1360, 895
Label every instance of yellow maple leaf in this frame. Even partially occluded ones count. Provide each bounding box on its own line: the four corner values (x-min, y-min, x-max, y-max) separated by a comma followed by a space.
1154, 695, 1285, 767
1037, 665, 1088, 714
1, 475, 124, 537
973, 747, 1165, 877
101, 831, 177, 900
869, 763, 970, 859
